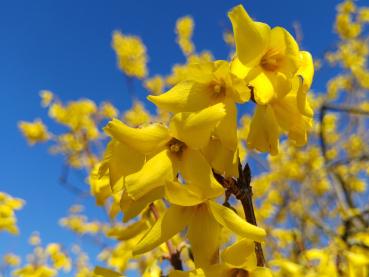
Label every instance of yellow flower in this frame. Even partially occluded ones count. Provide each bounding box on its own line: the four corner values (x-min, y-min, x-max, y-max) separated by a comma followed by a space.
123, 101, 151, 127
18, 119, 50, 145
134, 181, 265, 268
112, 31, 148, 79
247, 51, 314, 154
229, 5, 301, 104
149, 60, 250, 154
176, 16, 195, 56
99, 102, 118, 119
39, 90, 54, 107
144, 75, 166, 95
0, 192, 24, 235
104, 103, 226, 200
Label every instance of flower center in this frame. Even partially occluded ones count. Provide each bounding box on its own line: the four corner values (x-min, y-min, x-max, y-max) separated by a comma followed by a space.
210, 81, 226, 98
260, 48, 284, 72
167, 138, 186, 156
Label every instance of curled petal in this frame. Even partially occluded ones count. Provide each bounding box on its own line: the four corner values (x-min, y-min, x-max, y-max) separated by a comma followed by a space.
148, 81, 212, 113
120, 187, 164, 222
107, 220, 149, 241
169, 103, 226, 149
133, 205, 193, 255
272, 94, 312, 146
222, 238, 256, 269
125, 150, 176, 200
208, 200, 266, 242
269, 26, 300, 78
228, 5, 270, 67
100, 140, 145, 194
104, 119, 170, 154
177, 148, 224, 198
165, 181, 205, 206
247, 105, 280, 155
202, 138, 239, 178
297, 51, 314, 91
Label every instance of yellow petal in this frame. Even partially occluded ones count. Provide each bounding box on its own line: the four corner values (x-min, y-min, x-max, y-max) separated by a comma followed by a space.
176, 148, 224, 198
125, 150, 176, 200
148, 81, 212, 113
228, 5, 270, 67
100, 140, 145, 194
202, 138, 239, 178
272, 95, 312, 146
107, 221, 148, 240
214, 100, 238, 150
297, 51, 314, 91
250, 267, 273, 277
208, 200, 266, 242
104, 119, 170, 154
169, 103, 226, 149
169, 268, 205, 277
202, 264, 231, 277
247, 67, 275, 104
187, 205, 221, 268
133, 205, 193, 255
120, 187, 164, 222
230, 57, 251, 79
247, 105, 280, 155
269, 26, 300, 77
93, 266, 122, 277
165, 181, 205, 206
221, 238, 255, 268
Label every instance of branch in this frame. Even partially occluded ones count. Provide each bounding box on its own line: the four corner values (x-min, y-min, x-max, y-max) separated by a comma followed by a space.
214, 160, 265, 267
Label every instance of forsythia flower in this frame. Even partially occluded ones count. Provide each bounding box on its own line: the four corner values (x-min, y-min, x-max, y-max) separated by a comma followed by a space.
39, 90, 54, 107
0, 192, 24, 235
176, 16, 195, 56
18, 119, 50, 145
229, 5, 314, 154
112, 31, 148, 79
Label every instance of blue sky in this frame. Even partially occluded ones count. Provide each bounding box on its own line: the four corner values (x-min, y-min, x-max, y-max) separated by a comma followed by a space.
0, 0, 342, 274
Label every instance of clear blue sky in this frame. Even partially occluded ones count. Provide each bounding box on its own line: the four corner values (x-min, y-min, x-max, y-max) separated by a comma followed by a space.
0, 0, 341, 274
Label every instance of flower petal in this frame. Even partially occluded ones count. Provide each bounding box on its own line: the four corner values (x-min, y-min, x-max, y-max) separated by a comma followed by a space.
250, 267, 273, 277
208, 200, 266, 242
125, 150, 176, 200
272, 94, 312, 146
148, 81, 213, 113
187, 205, 221, 268
169, 103, 226, 149
221, 238, 256, 269
214, 100, 238, 151
228, 5, 270, 67
247, 105, 280, 155
269, 26, 300, 78
177, 148, 224, 198
100, 140, 145, 194
133, 205, 193, 255
247, 67, 275, 104
202, 138, 239, 178
120, 187, 164, 222
165, 181, 205, 206
104, 119, 170, 154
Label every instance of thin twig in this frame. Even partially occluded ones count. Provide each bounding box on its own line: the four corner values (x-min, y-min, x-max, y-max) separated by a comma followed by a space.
214, 160, 265, 267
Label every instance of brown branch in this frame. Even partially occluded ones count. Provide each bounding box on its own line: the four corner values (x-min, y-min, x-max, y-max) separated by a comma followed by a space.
319, 104, 369, 231
214, 160, 265, 267
149, 203, 183, 270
